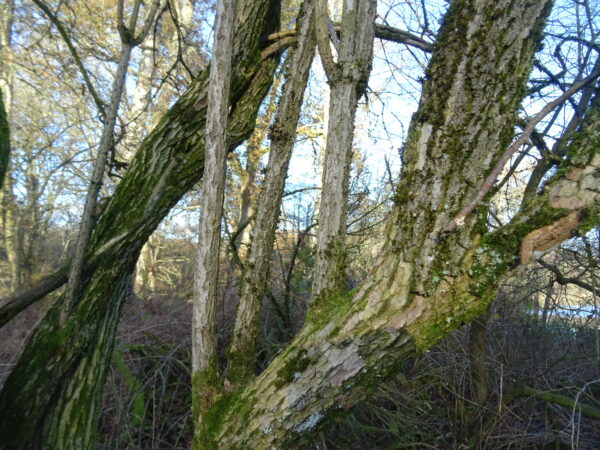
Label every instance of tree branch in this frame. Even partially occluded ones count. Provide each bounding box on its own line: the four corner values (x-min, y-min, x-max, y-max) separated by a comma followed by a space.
537, 258, 600, 295
314, 0, 338, 80
444, 68, 600, 233
509, 385, 600, 420
32, 0, 106, 119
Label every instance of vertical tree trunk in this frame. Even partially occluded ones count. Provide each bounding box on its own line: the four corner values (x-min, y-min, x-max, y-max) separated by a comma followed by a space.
226, 1, 316, 384
191, 0, 235, 437
0, 0, 281, 444
311, 0, 376, 300
311, 0, 342, 239
0, 91, 8, 188
0, 0, 18, 291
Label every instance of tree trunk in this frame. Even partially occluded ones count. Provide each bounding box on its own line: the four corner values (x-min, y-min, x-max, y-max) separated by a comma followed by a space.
311, 0, 376, 300
191, 0, 235, 437
0, 90, 8, 187
190, 1, 600, 447
0, 0, 281, 445
226, 1, 316, 385
64, 0, 161, 314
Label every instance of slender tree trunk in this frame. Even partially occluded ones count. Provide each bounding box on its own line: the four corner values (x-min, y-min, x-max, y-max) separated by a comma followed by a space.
0, 0, 281, 444
0, 91, 8, 188
226, 1, 316, 385
311, 0, 376, 300
65, 0, 161, 315
64, 42, 134, 312
0, 0, 18, 291
311, 0, 342, 239
191, 0, 235, 439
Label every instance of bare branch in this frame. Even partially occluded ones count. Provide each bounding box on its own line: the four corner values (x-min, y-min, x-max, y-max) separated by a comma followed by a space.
32, 0, 106, 119
537, 258, 600, 295
314, 0, 338, 80
444, 68, 600, 233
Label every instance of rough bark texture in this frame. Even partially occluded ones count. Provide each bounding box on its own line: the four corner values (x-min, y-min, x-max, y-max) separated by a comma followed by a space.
64, 42, 134, 312
311, 0, 376, 300
0, 90, 8, 188
0, 0, 281, 445
190, 1, 600, 448
191, 0, 235, 432
226, 1, 316, 385
65, 0, 161, 312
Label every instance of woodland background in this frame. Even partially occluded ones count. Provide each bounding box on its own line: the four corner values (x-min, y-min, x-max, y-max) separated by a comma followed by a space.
0, 0, 599, 448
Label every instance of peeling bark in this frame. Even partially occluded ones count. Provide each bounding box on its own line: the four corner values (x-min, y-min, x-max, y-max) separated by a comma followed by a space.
191, 0, 235, 435
192, 1, 598, 447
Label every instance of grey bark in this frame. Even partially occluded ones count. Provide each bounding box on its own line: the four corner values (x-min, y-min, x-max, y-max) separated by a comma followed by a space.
226, 1, 316, 384
194, 1, 598, 447
191, 0, 236, 416
311, 0, 376, 300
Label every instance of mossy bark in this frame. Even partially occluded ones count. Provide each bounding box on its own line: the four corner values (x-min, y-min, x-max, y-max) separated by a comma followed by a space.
227, 0, 316, 386
0, 90, 8, 188
190, 1, 598, 447
0, 0, 281, 446
209, 96, 600, 447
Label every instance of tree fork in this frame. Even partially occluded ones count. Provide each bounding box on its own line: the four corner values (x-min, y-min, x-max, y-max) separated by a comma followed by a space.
194, 0, 600, 447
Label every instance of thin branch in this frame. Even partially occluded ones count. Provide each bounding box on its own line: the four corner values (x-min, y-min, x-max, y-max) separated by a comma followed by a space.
371, 23, 432, 52
537, 258, 600, 295
32, 0, 106, 119
444, 68, 600, 233
263, 23, 433, 58
133, 0, 162, 45
314, 0, 338, 80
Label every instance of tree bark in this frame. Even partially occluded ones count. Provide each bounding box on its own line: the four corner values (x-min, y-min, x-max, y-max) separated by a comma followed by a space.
189, 1, 600, 447
0, 90, 8, 188
311, 0, 376, 300
64, 0, 160, 316
0, 0, 281, 445
226, 1, 316, 385
191, 0, 235, 436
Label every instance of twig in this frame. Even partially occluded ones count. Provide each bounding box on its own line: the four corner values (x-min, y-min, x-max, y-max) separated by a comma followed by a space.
444, 68, 600, 233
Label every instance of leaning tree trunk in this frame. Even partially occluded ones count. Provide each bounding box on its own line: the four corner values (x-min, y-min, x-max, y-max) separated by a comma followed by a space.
226, 1, 316, 385
189, 0, 599, 447
0, 0, 281, 446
